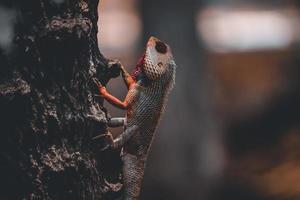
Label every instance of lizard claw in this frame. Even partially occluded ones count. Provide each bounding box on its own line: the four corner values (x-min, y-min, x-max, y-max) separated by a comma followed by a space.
92, 77, 103, 88
92, 78, 107, 97
92, 132, 114, 151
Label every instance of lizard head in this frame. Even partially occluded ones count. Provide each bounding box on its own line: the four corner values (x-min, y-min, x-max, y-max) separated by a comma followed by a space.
143, 36, 174, 80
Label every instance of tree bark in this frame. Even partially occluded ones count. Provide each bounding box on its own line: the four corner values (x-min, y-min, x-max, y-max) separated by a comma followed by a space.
0, 0, 121, 199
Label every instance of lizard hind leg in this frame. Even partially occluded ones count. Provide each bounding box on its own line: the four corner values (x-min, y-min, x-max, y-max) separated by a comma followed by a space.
112, 125, 138, 149
92, 132, 114, 151
93, 125, 138, 151
108, 117, 126, 128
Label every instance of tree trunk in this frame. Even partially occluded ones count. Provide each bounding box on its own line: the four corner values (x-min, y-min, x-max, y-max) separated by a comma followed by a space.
0, 0, 121, 199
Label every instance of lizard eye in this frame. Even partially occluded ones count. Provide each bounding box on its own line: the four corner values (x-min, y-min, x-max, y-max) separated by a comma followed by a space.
155, 41, 167, 54
158, 62, 163, 67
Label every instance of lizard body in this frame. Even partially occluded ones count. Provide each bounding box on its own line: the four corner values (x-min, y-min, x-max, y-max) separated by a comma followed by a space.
94, 36, 176, 200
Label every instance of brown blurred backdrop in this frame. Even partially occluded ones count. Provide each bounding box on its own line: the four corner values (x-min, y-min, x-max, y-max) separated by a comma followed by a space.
98, 0, 300, 199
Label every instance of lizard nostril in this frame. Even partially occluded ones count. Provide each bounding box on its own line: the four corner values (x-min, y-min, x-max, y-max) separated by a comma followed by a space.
155, 41, 167, 54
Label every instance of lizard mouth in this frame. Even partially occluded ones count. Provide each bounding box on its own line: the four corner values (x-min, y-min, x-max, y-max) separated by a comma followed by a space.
132, 54, 145, 80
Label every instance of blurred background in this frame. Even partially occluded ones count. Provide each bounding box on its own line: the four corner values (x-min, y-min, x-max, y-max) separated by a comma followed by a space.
98, 0, 300, 199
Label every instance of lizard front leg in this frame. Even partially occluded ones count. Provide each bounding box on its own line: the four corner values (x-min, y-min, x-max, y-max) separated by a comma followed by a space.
108, 60, 136, 90
120, 64, 136, 90
93, 78, 131, 110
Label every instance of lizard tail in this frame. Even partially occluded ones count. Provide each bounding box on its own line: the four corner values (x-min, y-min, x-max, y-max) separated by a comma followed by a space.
122, 154, 146, 200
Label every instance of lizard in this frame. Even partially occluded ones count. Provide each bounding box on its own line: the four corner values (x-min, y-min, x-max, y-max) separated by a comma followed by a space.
93, 36, 176, 200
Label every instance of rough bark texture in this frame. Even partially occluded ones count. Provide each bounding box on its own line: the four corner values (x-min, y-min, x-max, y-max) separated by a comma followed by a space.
0, 0, 122, 199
